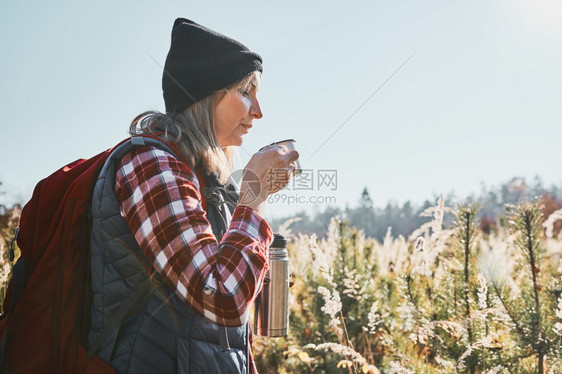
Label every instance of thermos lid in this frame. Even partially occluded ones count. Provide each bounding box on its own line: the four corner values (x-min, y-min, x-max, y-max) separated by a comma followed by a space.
271, 233, 287, 248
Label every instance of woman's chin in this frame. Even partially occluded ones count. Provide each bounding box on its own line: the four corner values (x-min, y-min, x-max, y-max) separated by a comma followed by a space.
234, 134, 245, 146
221, 138, 243, 147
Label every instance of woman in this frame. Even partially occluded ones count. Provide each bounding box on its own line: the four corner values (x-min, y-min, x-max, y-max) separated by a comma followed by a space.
88, 18, 298, 373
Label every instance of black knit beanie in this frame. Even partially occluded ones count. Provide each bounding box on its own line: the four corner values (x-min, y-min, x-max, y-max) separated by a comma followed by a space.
162, 18, 263, 113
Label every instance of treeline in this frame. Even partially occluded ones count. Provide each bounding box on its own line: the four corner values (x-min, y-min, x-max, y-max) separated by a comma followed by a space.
2, 177, 562, 244
270, 176, 562, 241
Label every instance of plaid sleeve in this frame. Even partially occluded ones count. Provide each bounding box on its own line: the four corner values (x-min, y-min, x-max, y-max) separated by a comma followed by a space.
114, 145, 273, 326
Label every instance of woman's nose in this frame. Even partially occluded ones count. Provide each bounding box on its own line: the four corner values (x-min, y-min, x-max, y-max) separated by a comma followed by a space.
250, 98, 263, 119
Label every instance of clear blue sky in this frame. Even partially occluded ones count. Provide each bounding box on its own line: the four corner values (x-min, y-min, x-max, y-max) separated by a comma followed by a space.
1, 0, 562, 219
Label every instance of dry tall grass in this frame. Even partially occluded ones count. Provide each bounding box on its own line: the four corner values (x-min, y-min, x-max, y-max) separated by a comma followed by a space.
254, 198, 562, 374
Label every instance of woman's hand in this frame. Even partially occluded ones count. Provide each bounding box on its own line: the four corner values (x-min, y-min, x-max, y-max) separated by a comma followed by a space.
238, 144, 300, 215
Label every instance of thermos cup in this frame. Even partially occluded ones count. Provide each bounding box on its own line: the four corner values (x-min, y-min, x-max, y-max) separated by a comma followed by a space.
254, 234, 290, 337
259, 139, 302, 175
273, 139, 302, 175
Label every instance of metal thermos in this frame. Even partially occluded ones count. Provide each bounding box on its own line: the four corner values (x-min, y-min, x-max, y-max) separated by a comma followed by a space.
254, 234, 290, 337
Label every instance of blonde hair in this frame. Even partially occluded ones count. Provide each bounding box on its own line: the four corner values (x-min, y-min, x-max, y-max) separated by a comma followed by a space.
130, 72, 258, 184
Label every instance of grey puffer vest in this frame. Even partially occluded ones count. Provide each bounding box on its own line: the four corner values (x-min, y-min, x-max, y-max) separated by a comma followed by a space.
88, 137, 249, 374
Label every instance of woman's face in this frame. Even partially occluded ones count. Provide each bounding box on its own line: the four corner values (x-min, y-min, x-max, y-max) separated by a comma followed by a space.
214, 72, 263, 147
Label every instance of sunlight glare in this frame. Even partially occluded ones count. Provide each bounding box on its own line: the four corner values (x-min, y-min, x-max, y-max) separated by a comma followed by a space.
519, 0, 562, 40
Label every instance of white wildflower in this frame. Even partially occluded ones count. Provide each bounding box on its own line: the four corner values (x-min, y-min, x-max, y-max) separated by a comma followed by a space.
315, 342, 362, 361
342, 267, 365, 301
309, 237, 334, 284
554, 295, 562, 337
0, 262, 11, 286
317, 285, 342, 335
374, 229, 409, 277
277, 217, 302, 239
457, 335, 501, 370
398, 302, 416, 332
412, 261, 431, 277
414, 195, 453, 240
477, 273, 488, 310
367, 301, 383, 334
457, 346, 473, 370
412, 236, 432, 276
418, 195, 444, 225
431, 195, 446, 239
323, 216, 343, 266
387, 361, 414, 374
467, 307, 503, 325
408, 197, 454, 279
0, 242, 12, 286
543, 208, 562, 239
318, 286, 341, 318
412, 320, 467, 346
314, 342, 374, 370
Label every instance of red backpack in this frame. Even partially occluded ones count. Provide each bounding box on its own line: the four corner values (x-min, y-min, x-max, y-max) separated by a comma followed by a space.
0, 136, 197, 373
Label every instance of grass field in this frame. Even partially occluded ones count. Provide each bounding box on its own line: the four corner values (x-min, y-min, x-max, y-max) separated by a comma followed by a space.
253, 198, 562, 374
1, 198, 561, 373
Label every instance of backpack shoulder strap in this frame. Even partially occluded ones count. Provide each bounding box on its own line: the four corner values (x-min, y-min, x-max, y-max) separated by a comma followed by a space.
96, 136, 181, 181
87, 135, 207, 359
86, 275, 161, 359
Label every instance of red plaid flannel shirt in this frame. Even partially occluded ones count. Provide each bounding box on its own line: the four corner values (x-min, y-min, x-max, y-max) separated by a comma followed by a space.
114, 145, 272, 373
